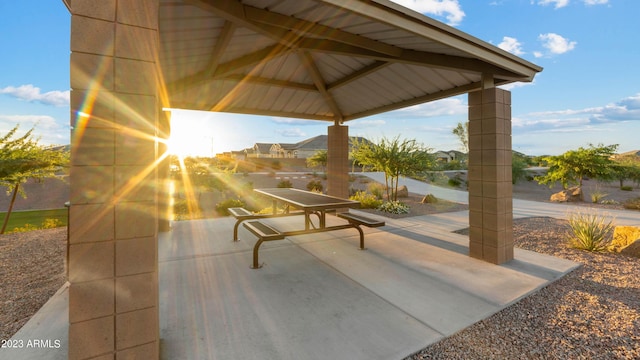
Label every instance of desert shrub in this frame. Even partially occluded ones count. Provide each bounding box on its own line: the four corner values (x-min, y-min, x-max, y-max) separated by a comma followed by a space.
42, 218, 63, 229
271, 160, 282, 170
306, 180, 323, 192
277, 179, 293, 188
448, 176, 462, 187
173, 198, 202, 220
377, 201, 410, 214
350, 191, 383, 209
565, 210, 614, 252
367, 182, 385, 199
215, 198, 245, 216
623, 197, 640, 210
9, 224, 39, 234
590, 190, 608, 203
620, 185, 633, 191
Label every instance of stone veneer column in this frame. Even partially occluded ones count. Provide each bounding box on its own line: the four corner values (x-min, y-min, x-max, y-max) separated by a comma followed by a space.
467, 87, 514, 264
68, 1, 160, 359
327, 125, 350, 199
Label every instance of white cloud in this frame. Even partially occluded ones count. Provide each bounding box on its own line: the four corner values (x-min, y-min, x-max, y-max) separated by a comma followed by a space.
0, 114, 60, 130
394, 97, 467, 117
0, 84, 70, 107
390, 0, 465, 26
538, 33, 577, 56
276, 128, 306, 137
498, 36, 525, 56
536, 0, 570, 9
583, 0, 608, 5
513, 93, 640, 136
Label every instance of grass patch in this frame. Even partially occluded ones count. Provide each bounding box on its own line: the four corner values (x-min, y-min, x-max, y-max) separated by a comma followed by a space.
0, 208, 68, 233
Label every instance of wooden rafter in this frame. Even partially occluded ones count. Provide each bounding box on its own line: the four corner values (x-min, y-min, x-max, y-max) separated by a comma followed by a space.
298, 50, 343, 121
203, 21, 236, 78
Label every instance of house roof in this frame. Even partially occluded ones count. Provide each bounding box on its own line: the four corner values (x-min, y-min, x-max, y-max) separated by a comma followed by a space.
159, 0, 542, 123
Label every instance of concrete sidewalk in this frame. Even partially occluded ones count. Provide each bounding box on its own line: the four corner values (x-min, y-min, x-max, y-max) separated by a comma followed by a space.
363, 172, 640, 225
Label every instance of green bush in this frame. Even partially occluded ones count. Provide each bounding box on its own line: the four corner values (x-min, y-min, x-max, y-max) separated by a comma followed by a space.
590, 190, 608, 203
173, 198, 202, 220
377, 201, 410, 214
306, 180, 323, 192
277, 179, 293, 188
448, 177, 462, 187
623, 197, 640, 210
42, 218, 63, 229
367, 182, 385, 199
9, 224, 39, 233
350, 191, 383, 209
215, 198, 245, 216
565, 210, 614, 252
620, 185, 633, 191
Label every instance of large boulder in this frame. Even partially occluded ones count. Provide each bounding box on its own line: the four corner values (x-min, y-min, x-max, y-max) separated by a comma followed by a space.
550, 186, 583, 202
619, 239, 640, 258
395, 185, 409, 198
612, 226, 640, 257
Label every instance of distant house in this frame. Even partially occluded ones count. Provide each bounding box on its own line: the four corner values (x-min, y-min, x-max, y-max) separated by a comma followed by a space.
434, 150, 466, 163
613, 150, 640, 159
242, 135, 371, 159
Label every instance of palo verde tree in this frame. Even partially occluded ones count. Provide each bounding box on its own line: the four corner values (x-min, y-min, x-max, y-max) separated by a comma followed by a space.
351, 136, 434, 201
0, 125, 69, 234
306, 149, 327, 172
452, 121, 469, 153
535, 143, 618, 191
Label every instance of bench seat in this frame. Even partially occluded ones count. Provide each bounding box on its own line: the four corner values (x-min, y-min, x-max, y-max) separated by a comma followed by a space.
337, 212, 385, 228
228, 207, 253, 218
243, 220, 285, 268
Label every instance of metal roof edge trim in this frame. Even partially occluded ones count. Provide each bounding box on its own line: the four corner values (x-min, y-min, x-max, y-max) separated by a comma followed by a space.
321, 0, 542, 78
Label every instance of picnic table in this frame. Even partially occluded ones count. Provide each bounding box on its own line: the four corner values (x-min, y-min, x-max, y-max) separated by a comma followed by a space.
229, 188, 385, 268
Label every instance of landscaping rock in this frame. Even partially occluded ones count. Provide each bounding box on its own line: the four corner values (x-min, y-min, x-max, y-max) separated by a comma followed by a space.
395, 185, 409, 198
421, 194, 438, 203
612, 226, 640, 257
612, 226, 640, 249
619, 239, 640, 258
550, 186, 583, 202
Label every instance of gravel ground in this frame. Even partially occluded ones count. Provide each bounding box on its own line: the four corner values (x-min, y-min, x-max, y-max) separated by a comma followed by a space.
0, 227, 66, 341
408, 217, 640, 360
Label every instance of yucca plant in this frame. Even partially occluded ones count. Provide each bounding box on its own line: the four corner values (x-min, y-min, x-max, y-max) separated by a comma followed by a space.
565, 210, 614, 252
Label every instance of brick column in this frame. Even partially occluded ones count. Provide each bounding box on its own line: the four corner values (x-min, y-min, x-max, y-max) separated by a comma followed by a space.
68, 1, 160, 359
467, 88, 514, 264
327, 125, 350, 199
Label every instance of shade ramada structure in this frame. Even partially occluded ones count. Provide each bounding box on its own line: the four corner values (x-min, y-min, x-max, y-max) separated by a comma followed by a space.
63, 0, 541, 358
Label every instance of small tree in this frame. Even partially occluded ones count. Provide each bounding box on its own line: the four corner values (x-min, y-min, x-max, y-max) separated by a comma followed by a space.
612, 154, 640, 189
1, 125, 69, 234
351, 136, 434, 201
535, 144, 618, 190
452, 121, 469, 153
306, 150, 327, 172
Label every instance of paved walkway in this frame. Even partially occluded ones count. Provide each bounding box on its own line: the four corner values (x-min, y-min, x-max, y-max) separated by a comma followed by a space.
3, 173, 638, 359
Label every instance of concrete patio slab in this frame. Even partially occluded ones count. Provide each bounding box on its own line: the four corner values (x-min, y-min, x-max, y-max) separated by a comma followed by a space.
3, 204, 582, 360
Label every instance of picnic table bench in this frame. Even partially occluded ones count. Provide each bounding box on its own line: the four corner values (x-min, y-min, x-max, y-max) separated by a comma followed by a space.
235, 188, 385, 269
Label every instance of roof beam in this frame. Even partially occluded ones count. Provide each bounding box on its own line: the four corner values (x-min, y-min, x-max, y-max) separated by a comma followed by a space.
222, 74, 317, 91
167, 44, 292, 92
243, 6, 402, 57
188, 0, 526, 80
203, 21, 236, 78
343, 78, 511, 121
327, 61, 391, 90
298, 50, 343, 121
296, 37, 526, 80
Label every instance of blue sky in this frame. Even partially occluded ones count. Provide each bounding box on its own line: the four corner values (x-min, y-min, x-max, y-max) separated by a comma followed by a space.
1, 0, 639, 157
